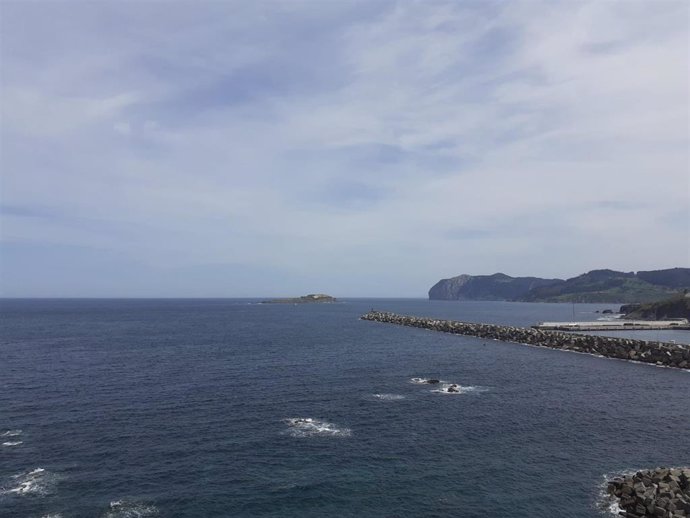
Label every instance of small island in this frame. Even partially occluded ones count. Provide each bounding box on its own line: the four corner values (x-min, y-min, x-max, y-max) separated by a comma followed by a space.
261, 294, 337, 304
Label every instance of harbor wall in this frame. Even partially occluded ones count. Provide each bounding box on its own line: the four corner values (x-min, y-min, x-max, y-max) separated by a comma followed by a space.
607, 467, 690, 517
361, 311, 690, 370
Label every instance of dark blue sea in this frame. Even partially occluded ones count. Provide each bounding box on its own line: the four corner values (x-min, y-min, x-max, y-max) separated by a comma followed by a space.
1, 299, 689, 518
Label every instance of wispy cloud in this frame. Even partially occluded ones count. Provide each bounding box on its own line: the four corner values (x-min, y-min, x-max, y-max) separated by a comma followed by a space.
1, 0, 688, 296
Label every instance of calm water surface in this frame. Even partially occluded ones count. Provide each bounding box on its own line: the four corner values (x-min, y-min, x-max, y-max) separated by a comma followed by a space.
1, 299, 689, 518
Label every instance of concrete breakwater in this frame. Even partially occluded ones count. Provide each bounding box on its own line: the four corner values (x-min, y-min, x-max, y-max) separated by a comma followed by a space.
607, 467, 690, 517
361, 311, 690, 370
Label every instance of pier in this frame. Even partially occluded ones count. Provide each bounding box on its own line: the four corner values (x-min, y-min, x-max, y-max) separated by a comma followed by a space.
533, 319, 690, 331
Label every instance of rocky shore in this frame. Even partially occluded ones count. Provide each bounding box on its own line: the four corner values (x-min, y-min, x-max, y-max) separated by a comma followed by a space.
361, 311, 690, 370
607, 468, 690, 517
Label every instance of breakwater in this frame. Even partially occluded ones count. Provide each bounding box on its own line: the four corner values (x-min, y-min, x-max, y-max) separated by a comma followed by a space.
361, 311, 690, 370
607, 467, 690, 517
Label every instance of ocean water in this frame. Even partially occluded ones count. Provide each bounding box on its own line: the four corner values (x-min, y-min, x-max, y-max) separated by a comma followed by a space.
1, 299, 689, 518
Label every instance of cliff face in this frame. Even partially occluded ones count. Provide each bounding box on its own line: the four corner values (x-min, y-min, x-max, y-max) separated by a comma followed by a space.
428, 273, 562, 301
429, 268, 690, 303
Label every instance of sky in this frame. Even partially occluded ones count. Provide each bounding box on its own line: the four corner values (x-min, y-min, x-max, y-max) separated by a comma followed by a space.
1, 0, 688, 297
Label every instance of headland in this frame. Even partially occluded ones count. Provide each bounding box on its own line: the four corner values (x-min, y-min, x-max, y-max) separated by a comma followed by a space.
428, 268, 690, 303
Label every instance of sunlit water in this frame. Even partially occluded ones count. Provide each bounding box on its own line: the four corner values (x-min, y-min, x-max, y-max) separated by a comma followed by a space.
1, 299, 688, 517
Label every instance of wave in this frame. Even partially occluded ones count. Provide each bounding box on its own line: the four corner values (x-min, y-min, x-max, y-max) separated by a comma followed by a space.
1, 468, 58, 497
596, 470, 633, 516
595, 467, 689, 517
373, 393, 405, 401
1, 429, 22, 437
2, 441, 23, 447
283, 418, 352, 438
372, 393, 405, 401
410, 377, 442, 385
103, 500, 159, 518
431, 383, 488, 395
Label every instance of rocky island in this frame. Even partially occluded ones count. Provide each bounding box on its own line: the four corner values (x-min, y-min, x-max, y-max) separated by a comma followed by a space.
261, 294, 336, 304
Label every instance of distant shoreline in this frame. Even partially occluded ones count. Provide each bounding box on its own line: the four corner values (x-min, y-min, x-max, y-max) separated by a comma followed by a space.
261, 294, 337, 304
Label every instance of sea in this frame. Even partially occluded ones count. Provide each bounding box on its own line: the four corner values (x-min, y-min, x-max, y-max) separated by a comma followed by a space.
1, 298, 689, 518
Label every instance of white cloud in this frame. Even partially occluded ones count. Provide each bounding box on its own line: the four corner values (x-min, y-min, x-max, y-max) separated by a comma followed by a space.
113, 121, 132, 136
2, 89, 140, 137
1, 0, 688, 296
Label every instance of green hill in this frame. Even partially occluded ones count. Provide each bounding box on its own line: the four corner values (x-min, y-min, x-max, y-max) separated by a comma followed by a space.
622, 294, 690, 320
428, 268, 690, 303
520, 269, 680, 303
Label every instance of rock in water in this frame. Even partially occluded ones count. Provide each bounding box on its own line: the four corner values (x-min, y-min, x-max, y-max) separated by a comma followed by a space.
606, 467, 690, 517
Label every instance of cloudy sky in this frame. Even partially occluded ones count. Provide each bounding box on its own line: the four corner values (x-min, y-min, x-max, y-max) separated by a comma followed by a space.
1, 0, 688, 297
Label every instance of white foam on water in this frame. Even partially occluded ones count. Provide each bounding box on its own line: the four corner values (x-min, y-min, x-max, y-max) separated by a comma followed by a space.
41, 514, 63, 518
596, 471, 628, 516
103, 500, 159, 518
1, 429, 22, 437
2, 468, 57, 497
596, 315, 622, 321
410, 377, 443, 385
594, 467, 680, 516
431, 383, 488, 395
283, 418, 352, 438
2, 441, 23, 447
372, 393, 405, 401
606, 499, 622, 516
